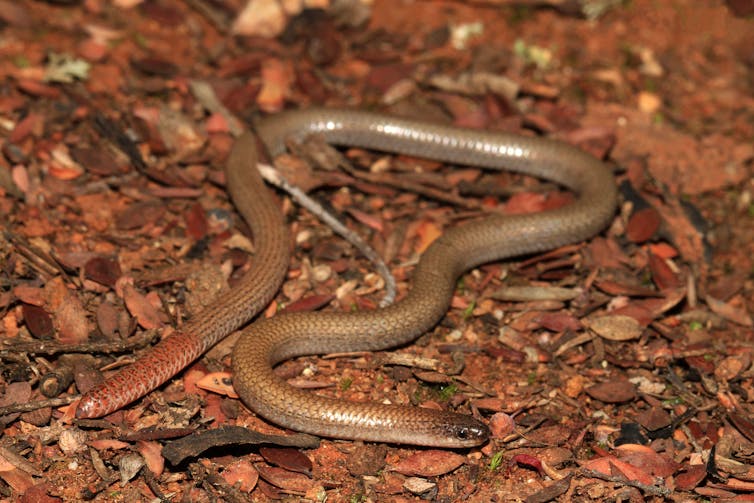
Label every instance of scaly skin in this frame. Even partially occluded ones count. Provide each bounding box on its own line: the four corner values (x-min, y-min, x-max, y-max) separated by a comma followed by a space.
79, 109, 617, 447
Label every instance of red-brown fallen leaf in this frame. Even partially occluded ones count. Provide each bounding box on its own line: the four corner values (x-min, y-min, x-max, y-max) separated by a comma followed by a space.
728, 412, 754, 443
695, 486, 737, 499
120, 280, 163, 330
115, 201, 167, 231
648, 252, 680, 290
488, 412, 516, 439
95, 302, 119, 338
536, 312, 582, 332
526, 425, 572, 446
185, 201, 208, 241
706, 295, 753, 327
257, 58, 293, 113
22, 303, 53, 339
17, 79, 61, 98
8, 112, 43, 143
503, 191, 548, 214
715, 354, 751, 382
256, 479, 284, 499
450, 101, 489, 129
718, 477, 754, 492
612, 301, 655, 326
255, 464, 314, 492
588, 237, 628, 269
0, 382, 31, 419
182, 368, 206, 396
626, 207, 661, 243
347, 207, 384, 232
445, 168, 480, 186
366, 62, 414, 94
594, 280, 661, 298
414, 220, 442, 254
202, 394, 227, 426
390, 450, 466, 477
585, 380, 637, 403
472, 398, 506, 412
222, 459, 258, 492
195, 372, 238, 398
282, 294, 334, 314
0, 451, 35, 493
511, 453, 544, 474
647, 242, 678, 259
44, 277, 91, 344
708, 274, 745, 301
84, 257, 122, 288
582, 455, 654, 486
259, 447, 313, 476
47, 146, 85, 181
615, 444, 677, 477
634, 407, 672, 433
564, 375, 586, 398
0, 0, 32, 28
373, 472, 406, 495
13, 285, 44, 306
18, 482, 62, 503
88, 439, 130, 451
10, 164, 28, 193
137, 440, 164, 477
654, 196, 706, 270
674, 464, 707, 491
77, 37, 108, 62
205, 112, 230, 134
611, 290, 686, 325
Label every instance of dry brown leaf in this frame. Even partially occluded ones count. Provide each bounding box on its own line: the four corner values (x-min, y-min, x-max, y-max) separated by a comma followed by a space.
586, 314, 644, 341
414, 220, 442, 254
257, 58, 294, 113
714, 354, 751, 382
488, 412, 516, 439
582, 455, 655, 486
255, 464, 314, 492
137, 440, 164, 477
706, 295, 753, 327
615, 444, 677, 477
390, 450, 466, 477
585, 380, 637, 403
223, 460, 259, 492
259, 447, 313, 476
195, 371, 238, 399
44, 277, 91, 344
120, 280, 163, 330
626, 207, 661, 243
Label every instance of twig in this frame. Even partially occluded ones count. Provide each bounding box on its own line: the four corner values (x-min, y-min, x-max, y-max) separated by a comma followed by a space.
0, 395, 77, 416
5, 231, 72, 284
183, 0, 231, 33
257, 162, 397, 306
1, 330, 158, 356
338, 160, 482, 211
579, 468, 671, 497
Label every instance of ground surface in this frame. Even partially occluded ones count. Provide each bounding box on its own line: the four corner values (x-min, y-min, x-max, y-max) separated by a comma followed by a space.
1, 0, 754, 501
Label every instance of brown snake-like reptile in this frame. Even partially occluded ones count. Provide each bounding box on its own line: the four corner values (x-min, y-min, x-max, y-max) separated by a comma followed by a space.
77, 108, 617, 447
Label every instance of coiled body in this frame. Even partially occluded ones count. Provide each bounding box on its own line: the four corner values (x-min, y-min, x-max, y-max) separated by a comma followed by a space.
78, 109, 616, 448
233, 109, 616, 447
